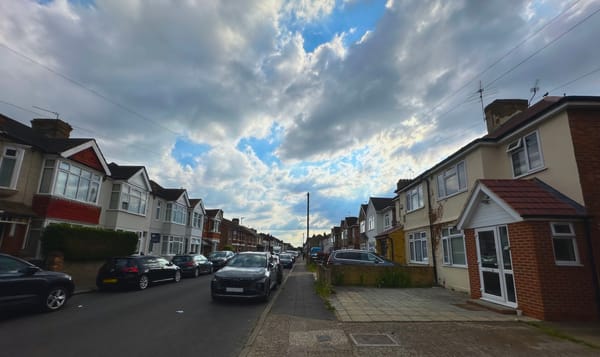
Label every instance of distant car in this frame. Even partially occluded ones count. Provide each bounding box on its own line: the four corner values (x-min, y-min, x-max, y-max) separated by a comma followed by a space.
309, 247, 322, 261
172, 254, 213, 277
327, 249, 395, 266
208, 251, 235, 271
96, 255, 181, 291
211, 252, 280, 301
0, 253, 75, 312
278, 253, 294, 269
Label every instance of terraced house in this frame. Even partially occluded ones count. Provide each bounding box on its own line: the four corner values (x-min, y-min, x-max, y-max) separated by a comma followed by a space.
394, 96, 600, 321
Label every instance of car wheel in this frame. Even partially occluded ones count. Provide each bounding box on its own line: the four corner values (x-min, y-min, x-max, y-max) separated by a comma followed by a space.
43, 286, 69, 312
262, 280, 271, 302
193, 268, 199, 278
138, 274, 150, 290
174, 270, 181, 282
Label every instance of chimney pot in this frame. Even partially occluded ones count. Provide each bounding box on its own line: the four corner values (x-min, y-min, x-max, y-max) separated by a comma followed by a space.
31, 118, 73, 139
484, 99, 528, 134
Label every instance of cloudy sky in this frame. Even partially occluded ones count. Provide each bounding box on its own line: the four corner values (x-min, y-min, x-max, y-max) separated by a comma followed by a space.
1, 0, 599, 247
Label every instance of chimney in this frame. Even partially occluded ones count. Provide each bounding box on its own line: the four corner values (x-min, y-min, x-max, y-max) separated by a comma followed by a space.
31, 118, 73, 139
484, 99, 528, 134
232, 218, 240, 225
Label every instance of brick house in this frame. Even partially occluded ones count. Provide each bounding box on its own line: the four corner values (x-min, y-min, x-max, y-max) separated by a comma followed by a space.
393, 96, 600, 320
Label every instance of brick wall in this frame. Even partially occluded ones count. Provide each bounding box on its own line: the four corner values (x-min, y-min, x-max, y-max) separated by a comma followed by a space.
318, 264, 434, 287
32, 195, 101, 224
465, 222, 598, 321
569, 108, 600, 293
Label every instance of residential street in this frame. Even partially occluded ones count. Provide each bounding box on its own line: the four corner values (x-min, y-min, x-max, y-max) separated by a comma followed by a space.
0, 271, 285, 357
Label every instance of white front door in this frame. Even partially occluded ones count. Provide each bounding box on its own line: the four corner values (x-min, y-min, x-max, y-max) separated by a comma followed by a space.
476, 226, 517, 307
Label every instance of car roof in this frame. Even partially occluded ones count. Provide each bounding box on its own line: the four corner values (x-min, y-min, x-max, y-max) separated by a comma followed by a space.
237, 251, 267, 255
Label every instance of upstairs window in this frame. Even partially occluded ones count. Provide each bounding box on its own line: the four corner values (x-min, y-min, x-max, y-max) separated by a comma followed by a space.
360, 221, 365, 233
192, 212, 202, 228
406, 185, 424, 212
368, 216, 375, 230
48, 160, 101, 204
155, 201, 162, 220
507, 131, 543, 177
166, 202, 187, 225
383, 212, 392, 229
109, 183, 147, 215
0, 147, 24, 189
437, 161, 467, 199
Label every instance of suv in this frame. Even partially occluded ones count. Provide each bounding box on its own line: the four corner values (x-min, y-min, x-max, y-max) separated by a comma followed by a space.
327, 249, 395, 266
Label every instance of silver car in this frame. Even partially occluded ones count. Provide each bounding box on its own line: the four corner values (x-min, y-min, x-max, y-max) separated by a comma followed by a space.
327, 249, 395, 266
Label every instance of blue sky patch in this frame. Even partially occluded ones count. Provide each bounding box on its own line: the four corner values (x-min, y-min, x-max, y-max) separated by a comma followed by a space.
291, 0, 387, 52
172, 138, 211, 168
237, 124, 283, 167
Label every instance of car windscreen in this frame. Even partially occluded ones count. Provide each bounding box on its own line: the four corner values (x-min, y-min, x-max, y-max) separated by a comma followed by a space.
209, 252, 228, 258
111, 258, 135, 269
227, 254, 266, 268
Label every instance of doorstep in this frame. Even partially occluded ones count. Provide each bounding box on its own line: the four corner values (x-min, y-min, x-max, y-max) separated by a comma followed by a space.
467, 299, 517, 315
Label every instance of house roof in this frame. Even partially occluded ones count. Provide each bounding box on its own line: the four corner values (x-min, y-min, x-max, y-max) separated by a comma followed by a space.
344, 217, 358, 226
370, 197, 394, 211
0, 113, 111, 175
479, 179, 586, 218
189, 199, 202, 207
205, 209, 222, 218
149, 180, 186, 201
107, 162, 145, 180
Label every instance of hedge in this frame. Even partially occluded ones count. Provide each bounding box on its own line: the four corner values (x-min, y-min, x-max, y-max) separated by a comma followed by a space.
41, 223, 138, 261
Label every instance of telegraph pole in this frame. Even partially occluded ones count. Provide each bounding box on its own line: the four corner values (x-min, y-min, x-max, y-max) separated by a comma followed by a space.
306, 192, 310, 250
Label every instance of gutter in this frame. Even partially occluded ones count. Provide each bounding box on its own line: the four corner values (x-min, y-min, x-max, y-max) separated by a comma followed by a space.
584, 217, 600, 319
425, 178, 439, 284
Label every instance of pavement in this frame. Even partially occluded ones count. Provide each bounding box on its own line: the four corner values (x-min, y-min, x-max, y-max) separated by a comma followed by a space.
239, 260, 600, 357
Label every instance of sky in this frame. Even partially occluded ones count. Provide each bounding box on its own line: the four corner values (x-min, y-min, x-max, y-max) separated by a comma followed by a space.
1, 0, 599, 248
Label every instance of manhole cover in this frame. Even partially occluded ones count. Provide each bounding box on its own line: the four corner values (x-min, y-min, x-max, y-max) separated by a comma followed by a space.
349, 333, 399, 347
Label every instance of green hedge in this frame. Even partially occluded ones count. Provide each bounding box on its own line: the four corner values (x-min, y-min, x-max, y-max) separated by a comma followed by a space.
41, 223, 138, 261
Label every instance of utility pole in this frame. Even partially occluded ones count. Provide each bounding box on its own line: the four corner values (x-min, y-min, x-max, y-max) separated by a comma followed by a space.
306, 192, 310, 249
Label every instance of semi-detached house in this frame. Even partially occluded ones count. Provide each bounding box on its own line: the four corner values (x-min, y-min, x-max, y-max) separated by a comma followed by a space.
394, 96, 600, 321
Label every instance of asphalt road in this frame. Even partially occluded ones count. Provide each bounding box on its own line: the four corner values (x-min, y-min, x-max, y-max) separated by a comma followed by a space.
0, 271, 277, 357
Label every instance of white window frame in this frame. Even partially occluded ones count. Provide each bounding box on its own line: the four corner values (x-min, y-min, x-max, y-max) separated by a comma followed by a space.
0, 146, 24, 189
408, 231, 428, 264
109, 183, 147, 215
48, 160, 101, 204
507, 131, 544, 178
383, 212, 392, 229
166, 202, 187, 225
437, 161, 467, 199
550, 222, 580, 266
441, 227, 467, 267
368, 216, 375, 231
406, 185, 424, 212
212, 219, 221, 233
155, 201, 162, 220
161, 235, 185, 255
192, 211, 203, 228
360, 221, 366, 233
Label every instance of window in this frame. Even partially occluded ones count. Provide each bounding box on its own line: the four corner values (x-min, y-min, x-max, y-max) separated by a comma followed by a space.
212, 219, 220, 232
442, 227, 466, 266
368, 216, 375, 230
155, 201, 161, 220
52, 161, 100, 203
437, 161, 467, 199
166, 203, 187, 225
360, 221, 365, 233
507, 131, 543, 177
39, 159, 55, 193
109, 183, 147, 215
161, 235, 185, 255
383, 212, 392, 229
192, 212, 202, 228
0, 147, 23, 189
551, 222, 579, 265
408, 231, 428, 263
406, 185, 424, 212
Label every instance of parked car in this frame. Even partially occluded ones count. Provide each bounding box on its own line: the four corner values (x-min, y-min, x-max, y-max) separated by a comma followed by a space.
211, 251, 279, 301
278, 253, 294, 269
0, 253, 74, 312
96, 255, 181, 291
172, 254, 213, 277
309, 246, 321, 261
208, 250, 235, 271
327, 249, 395, 266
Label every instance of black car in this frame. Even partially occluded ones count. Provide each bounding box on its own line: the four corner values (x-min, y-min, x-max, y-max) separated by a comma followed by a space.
96, 255, 181, 291
211, 252, 279, 301
208, 250, 235, 271
0, 253, 74, 312
171, 254, 213, 277
278, 253, 294, 269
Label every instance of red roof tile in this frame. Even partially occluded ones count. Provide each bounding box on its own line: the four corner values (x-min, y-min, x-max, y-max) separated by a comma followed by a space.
480, 179, 586, 218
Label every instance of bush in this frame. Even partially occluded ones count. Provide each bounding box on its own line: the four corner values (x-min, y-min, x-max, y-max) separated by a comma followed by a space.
41, 223, 138, 261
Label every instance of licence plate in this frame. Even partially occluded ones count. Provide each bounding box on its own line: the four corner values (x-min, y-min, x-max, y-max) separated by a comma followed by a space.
103, 278, 118, 284
226, 287, 243, 293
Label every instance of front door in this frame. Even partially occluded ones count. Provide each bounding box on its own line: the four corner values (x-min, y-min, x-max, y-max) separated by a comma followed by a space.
476, 226, 517, 307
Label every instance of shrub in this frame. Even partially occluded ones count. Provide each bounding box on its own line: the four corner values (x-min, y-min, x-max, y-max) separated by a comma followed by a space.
377, 269, 411, 288
41, 223, 138, 261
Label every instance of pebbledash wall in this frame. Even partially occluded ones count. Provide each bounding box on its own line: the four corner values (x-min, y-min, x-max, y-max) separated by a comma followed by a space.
465, 221, 598, 321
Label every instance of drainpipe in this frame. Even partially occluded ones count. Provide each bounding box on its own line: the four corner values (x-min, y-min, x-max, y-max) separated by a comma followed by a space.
584, 217, 600, 319
425, 178, 439, 285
